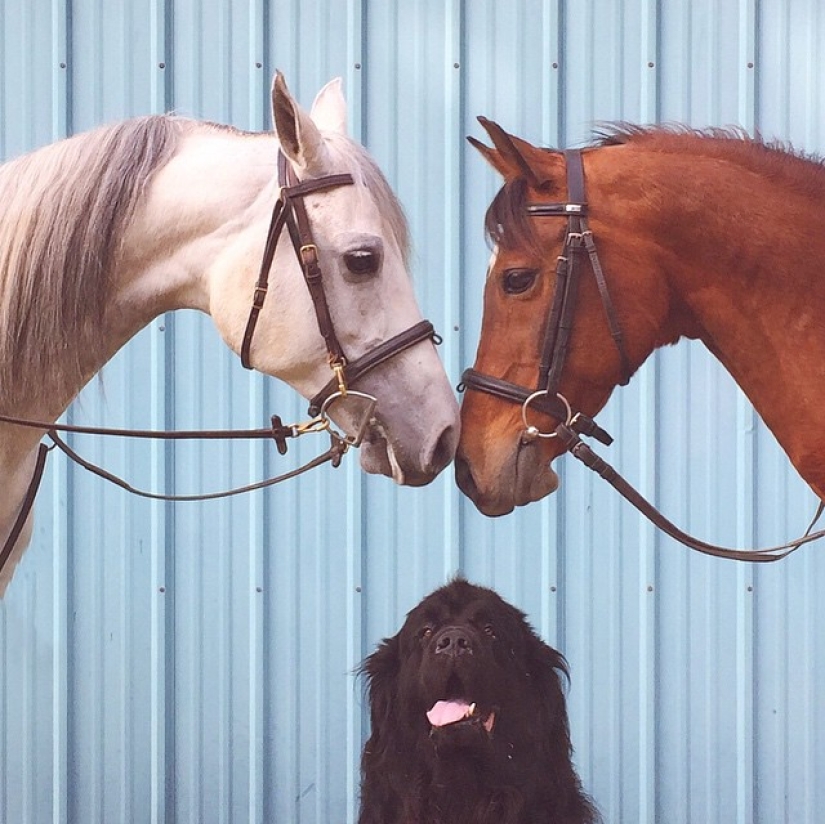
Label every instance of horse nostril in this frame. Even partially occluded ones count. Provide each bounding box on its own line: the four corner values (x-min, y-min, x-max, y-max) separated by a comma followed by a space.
425, 424, 459, 476
454, 454, 479, 500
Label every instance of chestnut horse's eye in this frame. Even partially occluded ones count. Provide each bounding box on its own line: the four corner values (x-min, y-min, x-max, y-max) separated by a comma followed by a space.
344, 249, 380, 276
502, 268, 538, 295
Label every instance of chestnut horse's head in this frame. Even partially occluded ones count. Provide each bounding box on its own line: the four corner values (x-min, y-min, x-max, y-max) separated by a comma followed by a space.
456, 120, 676, 516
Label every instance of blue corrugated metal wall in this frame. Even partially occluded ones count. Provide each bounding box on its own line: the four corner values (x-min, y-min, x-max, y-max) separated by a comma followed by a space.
1, 1, 824, 822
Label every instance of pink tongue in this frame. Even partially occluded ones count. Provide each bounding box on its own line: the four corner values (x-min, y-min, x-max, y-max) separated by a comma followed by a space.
427, 700, 471, 727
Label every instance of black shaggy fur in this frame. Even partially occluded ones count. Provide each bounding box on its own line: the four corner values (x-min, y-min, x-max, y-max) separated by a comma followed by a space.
358, 578, 599, 824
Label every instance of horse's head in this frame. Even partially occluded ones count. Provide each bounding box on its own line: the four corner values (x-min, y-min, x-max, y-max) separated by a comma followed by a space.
208, 74, 459, 485
456, 121, 670, 515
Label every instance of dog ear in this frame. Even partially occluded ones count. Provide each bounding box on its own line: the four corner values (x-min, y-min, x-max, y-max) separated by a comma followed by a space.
362, 634, 401, 743
525, 634, 600, 822
525, 632, 573, 751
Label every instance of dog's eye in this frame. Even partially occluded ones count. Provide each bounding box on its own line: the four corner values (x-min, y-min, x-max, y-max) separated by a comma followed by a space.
420, 626, 434, 640
483, 624, 496, 638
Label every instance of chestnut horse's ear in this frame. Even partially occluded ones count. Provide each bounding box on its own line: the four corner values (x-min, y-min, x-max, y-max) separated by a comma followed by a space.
474, 116, 547, 186
467, 134, 514, 178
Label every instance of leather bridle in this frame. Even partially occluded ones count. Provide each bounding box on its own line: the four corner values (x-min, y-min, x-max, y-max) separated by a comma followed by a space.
241, 153, 438, 416
461, 149, 626, 448
1, 151, 442, 574
460, 148, 825, 562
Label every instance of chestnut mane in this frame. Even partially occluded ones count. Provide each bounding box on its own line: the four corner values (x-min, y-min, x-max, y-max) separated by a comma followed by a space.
484, 124, 825, 253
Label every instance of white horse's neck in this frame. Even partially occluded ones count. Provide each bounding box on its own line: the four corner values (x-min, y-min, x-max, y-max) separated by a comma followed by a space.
114, 129, 280, 344
0, 128, 282, 592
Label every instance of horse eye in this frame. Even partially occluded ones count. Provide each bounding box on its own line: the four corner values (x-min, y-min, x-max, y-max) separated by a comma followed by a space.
344, 249, 379, 276
502, 268, 538, 295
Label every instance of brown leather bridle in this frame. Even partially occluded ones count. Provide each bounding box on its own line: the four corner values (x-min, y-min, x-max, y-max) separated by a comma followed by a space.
460, 149, 625, 449
241, 152, 439, 416
1, 152, 442, 574
460, 148, 824, 562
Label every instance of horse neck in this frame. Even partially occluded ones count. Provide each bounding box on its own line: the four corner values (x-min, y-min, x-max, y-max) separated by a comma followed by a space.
113, 128, 279, 329
2, 129, 279, 460
612, 145, 825, 498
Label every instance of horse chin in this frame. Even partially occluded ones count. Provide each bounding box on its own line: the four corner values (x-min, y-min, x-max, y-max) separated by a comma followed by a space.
358, 428, 435, 487
455, 439, 560, 516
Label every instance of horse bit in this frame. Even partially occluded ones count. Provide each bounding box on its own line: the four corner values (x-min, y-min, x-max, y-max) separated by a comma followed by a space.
0, 152, 439, 572
460, 148, 824, 562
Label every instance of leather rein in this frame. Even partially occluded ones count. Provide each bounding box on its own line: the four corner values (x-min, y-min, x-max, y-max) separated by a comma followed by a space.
460, 149, 824, 562
1, 151, 439, 573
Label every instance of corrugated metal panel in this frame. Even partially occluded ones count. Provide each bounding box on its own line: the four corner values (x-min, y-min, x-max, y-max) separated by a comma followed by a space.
1, 1, 824, 822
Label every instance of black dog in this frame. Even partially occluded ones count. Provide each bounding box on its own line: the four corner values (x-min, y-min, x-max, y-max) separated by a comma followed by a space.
359, 578, 599, 824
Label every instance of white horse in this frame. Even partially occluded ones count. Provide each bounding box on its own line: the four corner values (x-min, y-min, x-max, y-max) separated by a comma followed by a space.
0, 73, 459, 594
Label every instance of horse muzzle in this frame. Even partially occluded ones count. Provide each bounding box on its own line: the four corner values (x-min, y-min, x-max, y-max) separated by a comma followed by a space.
455, 437, 560, 516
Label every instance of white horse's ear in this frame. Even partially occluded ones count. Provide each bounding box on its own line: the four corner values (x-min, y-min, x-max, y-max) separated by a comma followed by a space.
271, 71, 331, 175
309, 77, 348, 135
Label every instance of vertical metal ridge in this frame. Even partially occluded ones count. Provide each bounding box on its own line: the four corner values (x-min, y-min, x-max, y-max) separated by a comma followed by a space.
149, 0, 173, 819
51, 0, 71, 821
735, 4, 757, 823
637, 2, 659, 819
344, 5, 367, 819
442, 0, 464, 577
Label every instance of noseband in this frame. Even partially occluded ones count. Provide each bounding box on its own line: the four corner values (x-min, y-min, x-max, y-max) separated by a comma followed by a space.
460, 148, 629, 447
241, 152, 438, 417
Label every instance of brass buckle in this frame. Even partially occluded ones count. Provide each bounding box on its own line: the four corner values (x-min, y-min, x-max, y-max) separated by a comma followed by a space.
299, 243, 318, 264
329, 358, 348, 396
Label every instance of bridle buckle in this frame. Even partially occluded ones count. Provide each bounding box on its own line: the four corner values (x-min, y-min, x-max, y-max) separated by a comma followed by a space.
299, 243, 318, 264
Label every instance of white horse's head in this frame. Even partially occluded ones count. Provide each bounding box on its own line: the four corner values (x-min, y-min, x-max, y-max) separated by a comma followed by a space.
206, 74, 459, 485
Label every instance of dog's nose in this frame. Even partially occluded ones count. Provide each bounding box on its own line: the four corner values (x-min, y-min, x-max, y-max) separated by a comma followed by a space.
434, 626, 473, 657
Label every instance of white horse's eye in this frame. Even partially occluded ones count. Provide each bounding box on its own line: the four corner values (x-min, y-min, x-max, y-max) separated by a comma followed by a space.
344, 249, 380, 277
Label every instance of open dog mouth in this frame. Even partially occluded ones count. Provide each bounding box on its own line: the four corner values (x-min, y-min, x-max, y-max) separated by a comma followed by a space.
426, 699, 496, 734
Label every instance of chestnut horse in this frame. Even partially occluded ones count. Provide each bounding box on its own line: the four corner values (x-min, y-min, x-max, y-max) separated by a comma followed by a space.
457, 118, 825, 519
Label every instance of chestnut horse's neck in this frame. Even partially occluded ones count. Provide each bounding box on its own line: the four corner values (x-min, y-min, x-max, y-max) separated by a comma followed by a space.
593, 135, 825, 499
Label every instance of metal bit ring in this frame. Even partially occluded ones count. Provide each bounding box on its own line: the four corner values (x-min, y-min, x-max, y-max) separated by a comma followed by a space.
319, 389, 378, 446
521, 391, 573, 440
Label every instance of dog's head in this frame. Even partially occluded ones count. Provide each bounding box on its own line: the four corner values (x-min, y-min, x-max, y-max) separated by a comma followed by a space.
359, 578, 599, 823
365, 578, 569, 754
